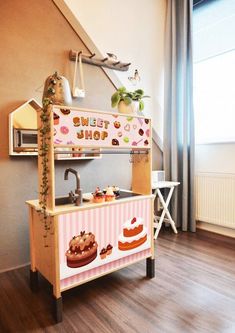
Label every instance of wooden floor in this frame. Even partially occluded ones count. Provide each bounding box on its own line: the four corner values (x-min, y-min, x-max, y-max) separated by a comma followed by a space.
0, 229, 235, 333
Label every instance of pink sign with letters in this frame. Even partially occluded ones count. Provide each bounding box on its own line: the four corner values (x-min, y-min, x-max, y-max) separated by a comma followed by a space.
53, 106, 151, 148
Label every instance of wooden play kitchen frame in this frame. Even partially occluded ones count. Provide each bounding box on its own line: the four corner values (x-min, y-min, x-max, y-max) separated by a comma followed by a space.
26, 105, 155, 322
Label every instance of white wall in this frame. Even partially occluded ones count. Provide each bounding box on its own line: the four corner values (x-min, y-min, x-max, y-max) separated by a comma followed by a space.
195, 144, 235, 174
64, 0, 166, 139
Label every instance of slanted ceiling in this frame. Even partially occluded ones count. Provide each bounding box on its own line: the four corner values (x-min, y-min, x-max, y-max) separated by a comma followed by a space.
53, 0, 163, 151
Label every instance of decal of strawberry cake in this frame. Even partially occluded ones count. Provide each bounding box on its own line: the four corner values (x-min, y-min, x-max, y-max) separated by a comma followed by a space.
118, 217, 147, 251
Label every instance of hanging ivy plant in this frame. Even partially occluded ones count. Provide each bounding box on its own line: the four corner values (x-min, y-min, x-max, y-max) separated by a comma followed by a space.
38, 72, 62, 245
38, 97, 52, 245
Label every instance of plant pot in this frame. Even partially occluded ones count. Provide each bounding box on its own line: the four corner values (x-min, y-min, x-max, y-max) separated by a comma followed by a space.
118, 100, 139, 114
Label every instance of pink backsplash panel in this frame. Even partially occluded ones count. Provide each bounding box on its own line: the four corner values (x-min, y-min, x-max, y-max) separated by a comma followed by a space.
58, 198, 152, 289
53, 106, 151, 148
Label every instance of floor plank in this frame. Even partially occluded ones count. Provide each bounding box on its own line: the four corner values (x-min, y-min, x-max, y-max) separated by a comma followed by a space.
0, 229, 234, 333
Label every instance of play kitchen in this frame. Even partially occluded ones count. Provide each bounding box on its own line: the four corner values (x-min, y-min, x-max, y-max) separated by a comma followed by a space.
26, 71, 154, 322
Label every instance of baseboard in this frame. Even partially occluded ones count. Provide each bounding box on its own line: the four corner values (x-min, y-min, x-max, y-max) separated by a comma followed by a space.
197, 221, 235, 238
0, 262, 30, 274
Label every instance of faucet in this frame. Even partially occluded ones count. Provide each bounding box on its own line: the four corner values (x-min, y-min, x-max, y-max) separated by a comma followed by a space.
64, 168, 82, 206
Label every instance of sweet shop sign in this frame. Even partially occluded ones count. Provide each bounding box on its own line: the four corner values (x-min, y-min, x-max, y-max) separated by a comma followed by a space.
53, 106, 151, 148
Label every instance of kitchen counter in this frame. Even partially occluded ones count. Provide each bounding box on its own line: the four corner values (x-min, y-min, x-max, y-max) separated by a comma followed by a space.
26, 190, 154, 216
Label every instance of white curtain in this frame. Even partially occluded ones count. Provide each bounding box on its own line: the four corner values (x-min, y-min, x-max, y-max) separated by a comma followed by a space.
163, 0, 196, 232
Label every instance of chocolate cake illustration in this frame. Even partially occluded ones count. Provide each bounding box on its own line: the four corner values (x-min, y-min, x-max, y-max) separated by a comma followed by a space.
66, 231, 98, 268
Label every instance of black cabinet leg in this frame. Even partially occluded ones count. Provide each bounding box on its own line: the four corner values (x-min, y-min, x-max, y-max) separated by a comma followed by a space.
53, 296, 63, 323
146, 257, 155, 278
30, 269, 39, 292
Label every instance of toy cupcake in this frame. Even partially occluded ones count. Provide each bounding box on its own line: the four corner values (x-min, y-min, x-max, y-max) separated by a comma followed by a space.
93, 187, 105, 203
105, 187, 115, 202
112, 186, 120, 196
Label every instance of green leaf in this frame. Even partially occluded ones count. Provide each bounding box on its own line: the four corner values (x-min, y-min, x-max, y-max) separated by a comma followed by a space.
117, 86, 126, 93
139, 100, 144, 111
134, 89, 144, 96
111, 92, 120, 108
123, 96, 132, 105
126, 92, 134, 98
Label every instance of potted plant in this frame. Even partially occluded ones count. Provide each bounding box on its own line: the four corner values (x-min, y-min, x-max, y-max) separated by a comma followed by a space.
111, 86, 149, 114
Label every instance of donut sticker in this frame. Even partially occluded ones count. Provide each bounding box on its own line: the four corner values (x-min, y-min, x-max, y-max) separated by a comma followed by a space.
138, 128, 144, 136
60, 126, 69, 135
146, 129, 150, 137
114, 121, 121, 129
60, 108, 71, 115
127, 116, 133, 122
118, 131, 123, 137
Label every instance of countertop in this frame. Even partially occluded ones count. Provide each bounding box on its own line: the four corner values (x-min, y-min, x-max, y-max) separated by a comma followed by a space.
26, 190, 154, 216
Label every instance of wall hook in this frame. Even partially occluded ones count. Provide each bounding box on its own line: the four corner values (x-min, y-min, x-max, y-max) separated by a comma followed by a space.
102, 57, 108, 62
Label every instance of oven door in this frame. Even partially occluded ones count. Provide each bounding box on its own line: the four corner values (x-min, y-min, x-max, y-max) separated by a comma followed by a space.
13, 128, 38, 150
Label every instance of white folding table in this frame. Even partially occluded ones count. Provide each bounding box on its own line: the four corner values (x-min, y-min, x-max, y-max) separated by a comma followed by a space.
152, 181, 180, 239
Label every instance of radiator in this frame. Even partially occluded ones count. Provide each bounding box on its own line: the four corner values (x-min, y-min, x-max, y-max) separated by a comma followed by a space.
195, 173, 235, 229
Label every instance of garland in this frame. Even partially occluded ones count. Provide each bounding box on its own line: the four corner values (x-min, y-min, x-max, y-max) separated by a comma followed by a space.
39, 72, 61, 245
39, 98, 52, 245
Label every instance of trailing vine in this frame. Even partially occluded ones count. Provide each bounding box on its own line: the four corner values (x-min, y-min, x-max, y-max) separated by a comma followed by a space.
39, 97, 52, 245
38, 72, 62, 245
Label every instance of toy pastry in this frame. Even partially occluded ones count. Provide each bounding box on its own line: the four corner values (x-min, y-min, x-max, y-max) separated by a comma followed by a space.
105, 187, 115, 202
92, 187, 105, 203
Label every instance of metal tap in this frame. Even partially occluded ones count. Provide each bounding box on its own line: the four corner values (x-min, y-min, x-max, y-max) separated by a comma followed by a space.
64, 168, 82, 206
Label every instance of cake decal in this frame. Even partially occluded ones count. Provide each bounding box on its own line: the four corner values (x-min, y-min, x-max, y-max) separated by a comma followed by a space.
118, 217, 147, 251
66, 231, 98, 268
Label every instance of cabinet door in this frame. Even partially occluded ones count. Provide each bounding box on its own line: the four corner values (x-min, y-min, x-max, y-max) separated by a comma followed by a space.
58, 198, 152, 290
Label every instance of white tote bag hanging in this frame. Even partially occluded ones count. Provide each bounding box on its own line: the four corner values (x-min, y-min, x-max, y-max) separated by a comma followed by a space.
72, 51, 85, 98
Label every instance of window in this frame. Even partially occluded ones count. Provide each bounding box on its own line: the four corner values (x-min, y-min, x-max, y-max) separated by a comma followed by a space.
193, 0, 235, 144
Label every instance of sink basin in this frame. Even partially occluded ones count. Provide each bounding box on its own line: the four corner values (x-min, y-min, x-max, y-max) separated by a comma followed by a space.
55, 196, 90, 206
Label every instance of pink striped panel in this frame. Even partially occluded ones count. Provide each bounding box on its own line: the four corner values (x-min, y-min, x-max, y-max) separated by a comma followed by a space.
60, 248, 151, 290
58, 198, 152, 289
